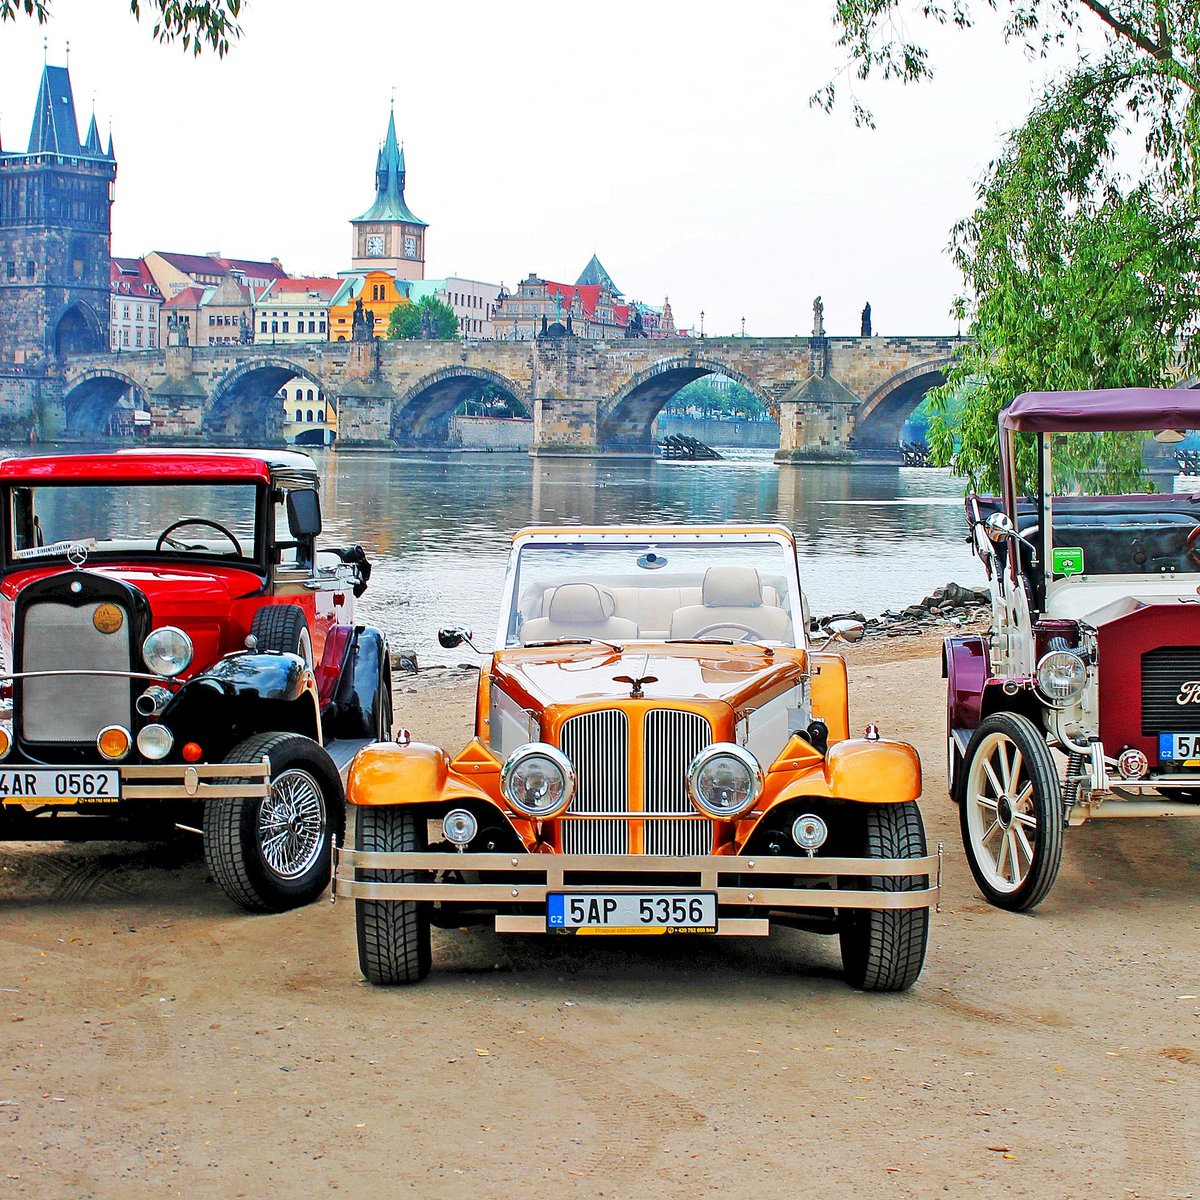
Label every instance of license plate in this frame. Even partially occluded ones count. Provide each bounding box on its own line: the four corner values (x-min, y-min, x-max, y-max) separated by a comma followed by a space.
546, 892, 717, 935
0, 768, 121, 804
1158, 734, 1200, 763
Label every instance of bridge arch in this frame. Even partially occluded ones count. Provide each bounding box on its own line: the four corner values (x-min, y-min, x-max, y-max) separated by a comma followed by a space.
853, 358, 955, 452
600, 356, 774, 450
62, 368, 152, 438
206, 357, 332, 444
392, 366, 527, 444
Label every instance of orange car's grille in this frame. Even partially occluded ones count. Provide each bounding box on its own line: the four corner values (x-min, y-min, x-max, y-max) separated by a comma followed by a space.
558, 709, 714, 855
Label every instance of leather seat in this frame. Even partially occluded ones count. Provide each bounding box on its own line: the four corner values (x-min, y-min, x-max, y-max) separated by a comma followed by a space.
520, 583, 638, 645
668, 566, 792, 642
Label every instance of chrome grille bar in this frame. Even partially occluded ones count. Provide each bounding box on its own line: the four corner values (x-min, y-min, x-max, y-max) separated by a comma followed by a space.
560, 710, 629, 854
645, 709, 714, 855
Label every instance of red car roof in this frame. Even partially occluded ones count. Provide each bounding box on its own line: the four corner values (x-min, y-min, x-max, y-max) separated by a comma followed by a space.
0, 452, 274, 483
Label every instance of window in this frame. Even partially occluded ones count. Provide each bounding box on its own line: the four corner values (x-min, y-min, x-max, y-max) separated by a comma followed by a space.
282, 321, 289, 333
25, 261, 35, 279
260, 321, 267, 333
122, 304, 130, 319
306, 389, 314, 402
319, 321, 326, 333
149, 329, 156, 348
135, 329, 142, 348
5, 262, 14, 279
306, 410, 314, 423
317, 410, 325, 423
136, 305, 143, 321
308, 321, 316, 334
121, 329, 129, 347
271, 321, 278, 333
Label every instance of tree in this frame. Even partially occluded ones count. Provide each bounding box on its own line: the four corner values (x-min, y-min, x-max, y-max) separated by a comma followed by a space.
2, 1, 243, 56
819, 2, 1200, 491
387, 297, 461, 341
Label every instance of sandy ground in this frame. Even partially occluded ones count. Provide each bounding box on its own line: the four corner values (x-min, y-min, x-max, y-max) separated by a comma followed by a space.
2, 631, 1199, 1200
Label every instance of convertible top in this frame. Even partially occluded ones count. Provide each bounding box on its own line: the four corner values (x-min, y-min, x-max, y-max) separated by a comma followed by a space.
1001, 387, 1200, 433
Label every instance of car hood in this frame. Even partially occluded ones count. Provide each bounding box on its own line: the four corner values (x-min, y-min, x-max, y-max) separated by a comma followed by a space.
0, 562, 264, 611
491, 642, 807, 709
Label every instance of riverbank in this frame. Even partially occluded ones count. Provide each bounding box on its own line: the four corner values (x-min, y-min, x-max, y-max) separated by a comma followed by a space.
3, 628, 1196, 1198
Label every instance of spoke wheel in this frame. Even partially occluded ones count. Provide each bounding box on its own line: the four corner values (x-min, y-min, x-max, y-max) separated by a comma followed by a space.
258, 766, 325, 879
959, 712, 1063, 912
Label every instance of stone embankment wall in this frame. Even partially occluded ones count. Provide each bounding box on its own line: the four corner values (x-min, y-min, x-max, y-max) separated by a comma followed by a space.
449, 415, 533, 450
0, 371, 50, 441
655, 415, 778, 449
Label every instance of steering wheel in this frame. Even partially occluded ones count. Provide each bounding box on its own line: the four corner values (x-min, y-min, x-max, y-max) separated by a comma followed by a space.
1187, 524, 1200, 569
155, 517, 243, 556
690, 621, 762, 642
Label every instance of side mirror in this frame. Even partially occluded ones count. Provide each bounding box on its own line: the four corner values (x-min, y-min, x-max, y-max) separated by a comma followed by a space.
438, 626, 476, 651
984, 512, 1016, 543
815, 618, 865, 651
286, 488, 322, 539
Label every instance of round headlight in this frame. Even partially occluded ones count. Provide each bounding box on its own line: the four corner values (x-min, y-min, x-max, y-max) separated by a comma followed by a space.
98, 725, 132, 761
0, 723, 11, 760
442, 808, 479, 846
1035, 649, 1087, 706
143, 626, 193, 678
792, 813, 828, 852
136, 723, 173, 761
501, 743, 575, 819
687, 743, 763, 819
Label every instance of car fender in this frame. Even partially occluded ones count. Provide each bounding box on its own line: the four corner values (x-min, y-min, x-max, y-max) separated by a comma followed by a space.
347, 740, 498, 809
323, 625, 391, 740
194, 651, 315, 702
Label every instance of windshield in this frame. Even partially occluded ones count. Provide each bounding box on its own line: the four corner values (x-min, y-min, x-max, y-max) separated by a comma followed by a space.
7, 482, 263, 565
1016, 429, 1200, 579
503, 538, 800, 647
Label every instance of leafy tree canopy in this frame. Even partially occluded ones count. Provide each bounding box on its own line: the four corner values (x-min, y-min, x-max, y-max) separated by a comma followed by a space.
2, 1, 244, 56
666, 377, 773, 421
820, 2, 1200, 492
387, 296, 461, 341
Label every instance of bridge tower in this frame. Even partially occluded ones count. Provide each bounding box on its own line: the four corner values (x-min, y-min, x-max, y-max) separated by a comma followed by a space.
0, 62, 116, 366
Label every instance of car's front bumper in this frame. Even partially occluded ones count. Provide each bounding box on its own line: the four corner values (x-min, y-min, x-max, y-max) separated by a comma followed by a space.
332, 846, 943, 934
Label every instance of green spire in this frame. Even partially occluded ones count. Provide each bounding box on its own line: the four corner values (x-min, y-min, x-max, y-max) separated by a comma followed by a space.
355, 105, 426, 227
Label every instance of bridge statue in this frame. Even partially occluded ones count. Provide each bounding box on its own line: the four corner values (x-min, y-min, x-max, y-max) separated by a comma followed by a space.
861, 302, 872, 338
812, 296, 825, 337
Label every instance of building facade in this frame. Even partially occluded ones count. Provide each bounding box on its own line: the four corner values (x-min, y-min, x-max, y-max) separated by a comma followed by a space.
143, 251, 287, 300
279, 380, 335, 446
350, 107, 427, 280
328, 272, 410, 342
0, 63, 117, 365
493, 271, 626, 340
109, 257, 162, 351
254, 277, 341, 343
159, 273, 256, 347
409, 276, 499, 338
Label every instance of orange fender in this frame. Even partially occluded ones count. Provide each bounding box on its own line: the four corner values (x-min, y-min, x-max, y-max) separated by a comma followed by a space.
346, 741, 499, 808
824, 737, 921, 803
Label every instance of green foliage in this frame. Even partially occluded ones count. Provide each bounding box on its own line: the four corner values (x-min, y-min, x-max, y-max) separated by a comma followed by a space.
2, 1, 243, 56
665, 377, 772, 421
821, 1, 1200, 493
455, 384, 530, 418
387, 296, 461, 341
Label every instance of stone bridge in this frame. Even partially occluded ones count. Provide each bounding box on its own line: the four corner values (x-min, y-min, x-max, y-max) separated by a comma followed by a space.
56, 333, 962, 461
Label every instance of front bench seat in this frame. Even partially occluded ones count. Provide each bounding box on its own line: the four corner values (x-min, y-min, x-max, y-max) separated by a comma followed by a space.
668, 566, 792, 641
519, 583, 638, 645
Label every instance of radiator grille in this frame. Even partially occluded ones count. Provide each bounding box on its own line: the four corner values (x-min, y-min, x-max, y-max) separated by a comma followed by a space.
21, 601, 132, 742
644, 709, 715, 855
1141, 647, 1200, 735
560, 710, 629, 854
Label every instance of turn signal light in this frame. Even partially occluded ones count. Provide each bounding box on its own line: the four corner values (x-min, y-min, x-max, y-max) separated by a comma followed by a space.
0, 724, 11, 760
98, 725, 132, 761
181, 742, 203, 763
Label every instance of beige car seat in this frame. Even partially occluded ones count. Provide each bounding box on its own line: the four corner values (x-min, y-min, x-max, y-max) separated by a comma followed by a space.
520, 583, 639, 645
668, 566, 792, 641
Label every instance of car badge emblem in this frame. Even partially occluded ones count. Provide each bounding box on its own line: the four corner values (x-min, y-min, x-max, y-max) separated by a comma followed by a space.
1176, 681, 1200, 705
66, 542, 89, 567
93, 603, 123, 635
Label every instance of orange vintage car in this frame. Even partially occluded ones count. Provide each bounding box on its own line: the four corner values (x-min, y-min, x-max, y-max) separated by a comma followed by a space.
334, 525, 939, 991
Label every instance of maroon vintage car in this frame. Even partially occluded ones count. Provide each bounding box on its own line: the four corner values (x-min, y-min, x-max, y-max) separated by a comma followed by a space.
0, 449, 392, 912
945, 388, 1200, 910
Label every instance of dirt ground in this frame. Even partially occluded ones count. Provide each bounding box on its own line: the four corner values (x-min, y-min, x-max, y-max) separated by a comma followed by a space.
2, 631, 1198, 1200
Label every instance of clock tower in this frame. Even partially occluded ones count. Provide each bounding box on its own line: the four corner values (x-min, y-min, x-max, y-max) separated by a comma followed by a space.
350, 105, 427, 280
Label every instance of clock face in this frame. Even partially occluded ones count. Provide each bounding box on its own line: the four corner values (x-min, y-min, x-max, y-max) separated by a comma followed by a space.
365, 234, 385, 257
404, 235, 417, 258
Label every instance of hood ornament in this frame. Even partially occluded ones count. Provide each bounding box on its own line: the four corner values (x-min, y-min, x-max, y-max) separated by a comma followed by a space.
614, 654, 657, 698
66, 541, 89, 567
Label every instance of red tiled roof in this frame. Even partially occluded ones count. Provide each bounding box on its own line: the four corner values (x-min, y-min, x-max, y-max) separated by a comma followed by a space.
161, 287, 205, 309
258, 277, 342, 303
219, 257, 288, 280
153, 252, 288, 281
110, 257, 162, 300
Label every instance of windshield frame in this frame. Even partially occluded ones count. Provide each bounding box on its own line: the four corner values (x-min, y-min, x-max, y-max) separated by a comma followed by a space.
496, 527, 805, 649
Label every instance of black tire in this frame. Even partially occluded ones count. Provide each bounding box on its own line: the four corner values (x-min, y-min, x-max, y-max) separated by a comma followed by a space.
355, 806, 431, 985
250, 605, 313, 667
839, 801, 930, 992
959, 712, 1063, 912
203, 732, 343, 913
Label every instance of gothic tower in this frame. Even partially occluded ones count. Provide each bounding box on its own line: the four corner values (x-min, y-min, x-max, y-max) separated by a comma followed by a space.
350, 106, 427, 280
0, 63, 117, 365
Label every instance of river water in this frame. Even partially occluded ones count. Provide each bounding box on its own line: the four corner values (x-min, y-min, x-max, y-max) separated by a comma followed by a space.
307, 448, 977, 665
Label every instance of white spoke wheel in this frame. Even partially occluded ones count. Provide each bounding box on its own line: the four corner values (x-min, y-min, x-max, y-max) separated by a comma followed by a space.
204, 732, 344, 913
959, 712, 1063, 912
355, 806, 432, 985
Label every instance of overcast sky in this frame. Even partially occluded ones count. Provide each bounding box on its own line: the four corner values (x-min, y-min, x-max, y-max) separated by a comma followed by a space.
0, 0, 1068, 336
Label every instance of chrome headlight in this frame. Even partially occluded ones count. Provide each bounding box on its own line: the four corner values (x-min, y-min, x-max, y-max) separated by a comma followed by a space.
143, 626, 193, 677
1035, 649, 1087, 706
687, 743, 763, 819
136, 723, 173, 761
500, 743, 575, 819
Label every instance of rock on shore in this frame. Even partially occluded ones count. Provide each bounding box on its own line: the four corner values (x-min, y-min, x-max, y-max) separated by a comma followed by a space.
813, 581, 990, 638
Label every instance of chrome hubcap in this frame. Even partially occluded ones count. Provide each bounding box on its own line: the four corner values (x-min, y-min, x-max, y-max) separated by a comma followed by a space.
966, 732, 1039, 894
258, 767, 325, 879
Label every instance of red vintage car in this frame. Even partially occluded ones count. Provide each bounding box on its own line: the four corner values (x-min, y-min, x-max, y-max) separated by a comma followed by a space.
945, 388, 1200, 910
0, 449, 392, 912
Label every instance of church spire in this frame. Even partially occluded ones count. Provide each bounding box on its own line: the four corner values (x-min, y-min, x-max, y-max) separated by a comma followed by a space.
28, 62, 83, 155
84, 111, 103, 156
354, 104, 426, 227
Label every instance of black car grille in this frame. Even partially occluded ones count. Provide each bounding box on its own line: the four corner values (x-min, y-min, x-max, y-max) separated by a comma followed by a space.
1141, 647, 1200, 735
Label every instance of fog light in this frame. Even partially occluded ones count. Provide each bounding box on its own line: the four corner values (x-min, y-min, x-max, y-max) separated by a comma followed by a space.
1117, 747, 1149, 780
443, 808, 478, 847
98, 725, 132, 761
792, 813, 828, 854
136, 723, 173, 761
0, 723, 11, 760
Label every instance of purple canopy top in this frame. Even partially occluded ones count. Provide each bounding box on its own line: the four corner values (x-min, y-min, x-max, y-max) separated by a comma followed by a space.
1000, 387, 1200, 433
